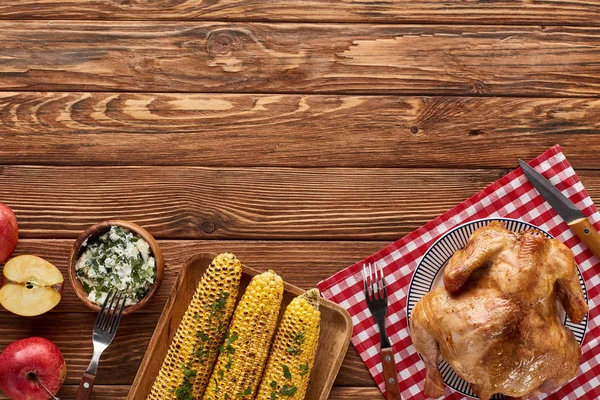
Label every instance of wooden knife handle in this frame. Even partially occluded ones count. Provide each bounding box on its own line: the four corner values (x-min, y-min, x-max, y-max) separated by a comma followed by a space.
381, 347, 402, 400
75, 372, 96, 400
569, 218, 600, 261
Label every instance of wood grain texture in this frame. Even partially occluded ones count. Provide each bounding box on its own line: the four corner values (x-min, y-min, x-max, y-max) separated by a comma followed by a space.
1, 1, 595, 396
0, 311, 371, 387
0, 312, 161, 386
1, 92, 600, 168
8, 239, 389, 313
2, 166, 599, 240
1, 0, 599, 27
2, 23, 600, 96
0, 240, 380, 389
56, 385, 129, 400
24, 385, 384, 400
2, 241, 376, 388
329, 387, 384, 399
0, 165, 505, 240
3, 165, 599, 240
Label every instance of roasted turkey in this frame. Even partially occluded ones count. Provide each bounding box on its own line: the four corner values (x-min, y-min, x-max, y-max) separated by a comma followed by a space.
410, 221, 588, 400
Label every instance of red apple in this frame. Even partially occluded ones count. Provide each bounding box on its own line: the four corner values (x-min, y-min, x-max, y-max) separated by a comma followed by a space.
0, 202, 18, 264
0, 337, 67, 400
0, 256, 64, 316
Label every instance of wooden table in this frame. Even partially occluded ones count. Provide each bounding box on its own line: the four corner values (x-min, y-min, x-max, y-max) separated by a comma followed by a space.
1, 1, 600, 399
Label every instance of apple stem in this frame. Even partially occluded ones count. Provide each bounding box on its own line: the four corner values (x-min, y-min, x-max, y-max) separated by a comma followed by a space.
32, 374, 60, 400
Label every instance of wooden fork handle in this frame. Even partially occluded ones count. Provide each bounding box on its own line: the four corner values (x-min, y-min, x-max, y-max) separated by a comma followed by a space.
381, 347, 402, 400
76, 372, 96, 400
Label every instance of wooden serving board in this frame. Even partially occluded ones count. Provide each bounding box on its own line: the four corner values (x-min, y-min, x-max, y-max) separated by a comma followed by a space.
127, 253, 353, 400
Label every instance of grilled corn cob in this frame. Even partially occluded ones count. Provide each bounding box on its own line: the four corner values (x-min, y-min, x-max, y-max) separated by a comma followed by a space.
203, 270, 284, 400
147, 253, 242, 400
256, 288, 321, 400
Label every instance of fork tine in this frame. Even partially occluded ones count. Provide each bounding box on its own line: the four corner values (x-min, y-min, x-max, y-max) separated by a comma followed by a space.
374, 262, 382, 299
368, 263, 374, 299
364, 263, 370, 299
102, 292, 123, 332
361, 264, 368, 298
95, 289, 114, 330
110, 295, 127, 334
101, 291, 120, 331
378, 262, 387, 299
371, 262, 377, 299
370, 262, 379, 300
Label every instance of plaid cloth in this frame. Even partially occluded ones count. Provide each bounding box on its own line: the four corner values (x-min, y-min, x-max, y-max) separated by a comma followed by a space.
318, 145, 600, 399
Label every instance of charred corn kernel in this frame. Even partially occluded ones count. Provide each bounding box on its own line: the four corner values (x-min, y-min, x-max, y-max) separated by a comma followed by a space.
256, 289, 321, 400
147, 253, 242, 400
203, 270, 284, 400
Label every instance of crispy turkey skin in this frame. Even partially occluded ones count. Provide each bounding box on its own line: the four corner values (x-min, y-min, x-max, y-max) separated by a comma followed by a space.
410, 221, 588, 400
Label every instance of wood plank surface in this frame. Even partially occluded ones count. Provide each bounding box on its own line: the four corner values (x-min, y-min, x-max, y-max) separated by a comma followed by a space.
0, 165, 502, 240
41, 385, 384, 400
2, 23, 600, 96
1, 92, 599, 169
10, 239, 390, 313
1, 166, 599, 241
1, 0, 600, 27
0, 311, 371, 387
2, 0, 597, 397
0, 239, 380, 389
328, 387, 384, 399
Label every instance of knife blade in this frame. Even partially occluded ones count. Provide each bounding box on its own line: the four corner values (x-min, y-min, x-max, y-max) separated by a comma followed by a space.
518, 159, 600, 260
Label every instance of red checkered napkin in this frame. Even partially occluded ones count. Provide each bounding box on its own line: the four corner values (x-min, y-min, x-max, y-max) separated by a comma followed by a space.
318, 145, 600, 400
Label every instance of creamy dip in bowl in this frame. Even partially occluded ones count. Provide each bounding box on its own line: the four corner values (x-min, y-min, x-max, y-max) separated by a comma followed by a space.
68, 220, 164, 315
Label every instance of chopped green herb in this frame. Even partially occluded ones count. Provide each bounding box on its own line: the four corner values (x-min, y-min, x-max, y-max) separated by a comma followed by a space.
282, 364, 292, 380
183, 368, 197, 378
195, 347, 207, 362
299, 363, 310, 376
175, 384, 194, 400
279, 385, 297, 397
225, 355, 233, 370
212, 292, 230, 311
226, 331, 239, 347
197, 331, 210, 342
219, 331, 238, 355
174, 366, 197, 400
286, 347, 301, 356
293, 331, 305, 345
284, 331, 305, 356
236, 387, 252, 397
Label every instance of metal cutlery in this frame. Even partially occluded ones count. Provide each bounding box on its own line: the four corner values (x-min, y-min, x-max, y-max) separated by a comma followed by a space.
76, 290, 127, 400
363, 262, 402, 400
519, 159, 600, 260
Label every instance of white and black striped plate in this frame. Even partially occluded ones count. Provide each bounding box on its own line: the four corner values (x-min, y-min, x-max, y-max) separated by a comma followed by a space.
406, 217, 588, 399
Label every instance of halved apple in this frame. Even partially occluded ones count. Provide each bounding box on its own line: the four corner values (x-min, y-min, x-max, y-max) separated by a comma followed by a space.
0, 255, 63, 316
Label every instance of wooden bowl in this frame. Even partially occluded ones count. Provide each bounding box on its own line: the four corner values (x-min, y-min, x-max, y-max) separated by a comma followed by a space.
68, 220, 164, 315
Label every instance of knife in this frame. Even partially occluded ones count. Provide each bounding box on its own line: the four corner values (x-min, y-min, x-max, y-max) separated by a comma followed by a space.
518, 159, 600, 260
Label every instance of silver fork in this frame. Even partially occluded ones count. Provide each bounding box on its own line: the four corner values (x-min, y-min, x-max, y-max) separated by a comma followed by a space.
363, 262, 402, 400
76, 290, 127, 400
